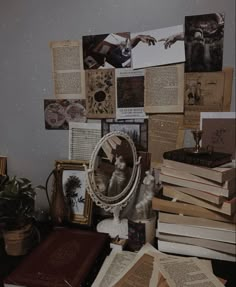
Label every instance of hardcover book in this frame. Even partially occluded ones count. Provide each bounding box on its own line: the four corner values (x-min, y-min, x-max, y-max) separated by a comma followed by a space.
4, 228, 110, 287
163, 184, 236, 216
163, 148, 232, 168
162, 159, 236, 183
159, 173, 233, 197
152, 197, 236, 223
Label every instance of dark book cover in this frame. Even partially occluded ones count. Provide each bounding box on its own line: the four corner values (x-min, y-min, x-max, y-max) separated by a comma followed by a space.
163, 148, 232, 168
4, 228, 110, 287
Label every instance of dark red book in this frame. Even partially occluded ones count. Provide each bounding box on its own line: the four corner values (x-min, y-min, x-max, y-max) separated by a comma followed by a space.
3, 228, 110, 287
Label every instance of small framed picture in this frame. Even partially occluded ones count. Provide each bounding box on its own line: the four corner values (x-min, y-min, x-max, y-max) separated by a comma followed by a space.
55, 160, 93, 226
102, 119, 148, 151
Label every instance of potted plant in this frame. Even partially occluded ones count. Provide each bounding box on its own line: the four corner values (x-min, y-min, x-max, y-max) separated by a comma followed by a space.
0, 176, 44, 256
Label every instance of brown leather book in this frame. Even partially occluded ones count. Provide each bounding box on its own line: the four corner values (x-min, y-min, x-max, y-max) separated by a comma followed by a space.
4, 228, 110, 287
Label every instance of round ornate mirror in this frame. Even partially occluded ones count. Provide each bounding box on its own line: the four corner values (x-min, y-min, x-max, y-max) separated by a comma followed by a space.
85, 131, 141, 238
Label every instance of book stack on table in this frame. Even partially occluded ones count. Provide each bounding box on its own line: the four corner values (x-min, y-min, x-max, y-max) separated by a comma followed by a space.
152, 156, 236, 262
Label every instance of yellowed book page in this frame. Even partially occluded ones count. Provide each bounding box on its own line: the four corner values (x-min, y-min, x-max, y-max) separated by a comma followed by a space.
145, 64, 184, 113
184, 68, 233, 128
159, 257, 225, 287
50, 40, 85, 99
148, 114, 184, 168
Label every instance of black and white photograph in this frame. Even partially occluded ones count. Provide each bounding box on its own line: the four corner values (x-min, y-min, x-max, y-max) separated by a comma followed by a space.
102, 119, 148, 151
131, 25, 185, 69
82, 32, 132, 69
185, 12, 224, 72
55, 160, 93, 225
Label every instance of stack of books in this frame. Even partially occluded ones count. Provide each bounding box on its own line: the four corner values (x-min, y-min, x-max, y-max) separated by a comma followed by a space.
152, 158, 236, 262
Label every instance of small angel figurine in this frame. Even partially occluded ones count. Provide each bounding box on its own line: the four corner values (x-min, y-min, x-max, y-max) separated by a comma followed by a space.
135, 170, 155, 219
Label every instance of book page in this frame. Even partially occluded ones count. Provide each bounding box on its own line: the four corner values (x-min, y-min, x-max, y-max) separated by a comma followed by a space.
148, 114, 184, 168
159, 257, 225, 287
92, 250, 136, 287
144, 64, 184, 113
69, 122, 101, 161
50, 40, 85, 99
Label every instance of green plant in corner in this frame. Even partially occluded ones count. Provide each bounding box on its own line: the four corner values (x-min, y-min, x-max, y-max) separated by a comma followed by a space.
0, 176, 42, 229
0, 176, 45, 255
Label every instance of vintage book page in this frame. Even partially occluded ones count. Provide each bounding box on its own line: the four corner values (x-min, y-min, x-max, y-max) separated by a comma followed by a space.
50, 40, 85, 99
148, 114, 184, 168
116, 68, 146, 119
69, 122, 101, 161
159, 256, 225, 287
85, 69, 116, 118
144, 64, 184, 113
184, 67, 233, 128
92, 250, 136, 287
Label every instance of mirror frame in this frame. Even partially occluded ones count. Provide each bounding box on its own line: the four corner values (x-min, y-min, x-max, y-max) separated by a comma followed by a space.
86, 131, 141, 211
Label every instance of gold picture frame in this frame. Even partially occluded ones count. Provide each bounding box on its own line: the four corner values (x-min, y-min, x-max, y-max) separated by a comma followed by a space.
55, 160, 93, 226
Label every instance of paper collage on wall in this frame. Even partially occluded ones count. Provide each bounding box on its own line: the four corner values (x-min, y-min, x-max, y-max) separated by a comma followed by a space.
45, 12, 233, 165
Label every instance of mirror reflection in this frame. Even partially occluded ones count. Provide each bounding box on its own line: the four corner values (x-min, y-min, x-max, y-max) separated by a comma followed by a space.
93, 135, 134, 200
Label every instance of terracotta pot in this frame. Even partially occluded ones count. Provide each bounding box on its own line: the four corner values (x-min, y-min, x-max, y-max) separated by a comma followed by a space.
3, 224, 38, 256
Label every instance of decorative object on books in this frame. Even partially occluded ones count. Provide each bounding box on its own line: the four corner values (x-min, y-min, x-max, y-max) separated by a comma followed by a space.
186, 129, 213, 155
54, 160, 93, 226
0, 176, 44, 256
163, 148, 232, 168
85, 131, 142, 238
3, 228, 110, 287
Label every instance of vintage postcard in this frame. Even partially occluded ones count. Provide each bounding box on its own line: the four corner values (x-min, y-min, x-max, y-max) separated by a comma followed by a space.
102, 119, 148, 151
116, 68, 146, 119
50, 40, 85, 99
184, 68, 233, 128
44, 99, 86, 130
82, 32, 131, 69
85, 69, 116, 118
185, 13, 224, 72
144, 64, 185, 113
200, 112, 236, 159
131, 25, 185, 69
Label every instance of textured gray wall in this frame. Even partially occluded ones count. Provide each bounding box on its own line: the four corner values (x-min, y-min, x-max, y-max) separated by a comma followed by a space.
0, 0, 235, 208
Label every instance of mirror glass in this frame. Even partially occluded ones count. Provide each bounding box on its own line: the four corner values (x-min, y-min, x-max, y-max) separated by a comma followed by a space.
93, 134, 135, 202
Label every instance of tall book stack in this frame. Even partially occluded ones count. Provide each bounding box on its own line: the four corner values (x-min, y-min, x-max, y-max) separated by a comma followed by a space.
152, 158, 236, 262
